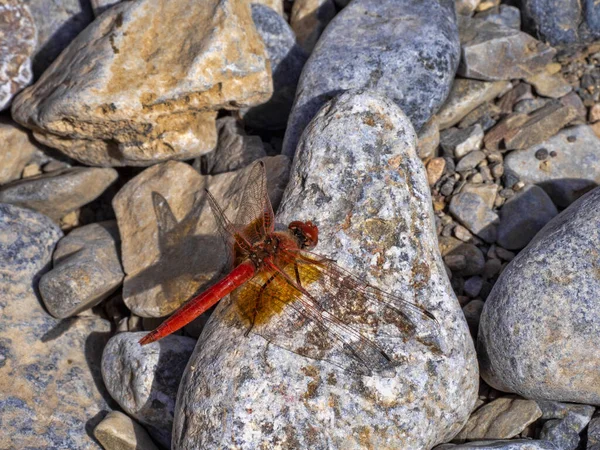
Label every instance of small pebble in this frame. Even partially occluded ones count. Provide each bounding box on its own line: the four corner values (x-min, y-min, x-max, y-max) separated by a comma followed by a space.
499, 188, 515, 199
444, 254, 467, 271
535, 148, 549, 160
490, 162, 504, 178
483, 258, 502, 279
454, 224, 473, 242
495, 247, 516, 261
22, 163, 41, 178
549, 150, 558, 157
513, 181, 525, 191
464, 276, 483, 298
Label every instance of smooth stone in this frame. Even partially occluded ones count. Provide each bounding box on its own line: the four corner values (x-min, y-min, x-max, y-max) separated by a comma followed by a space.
94, 411, 160, 450
461, 183, 498, 209
435, 439, 559, 449
458, 19, 556, 81
195, 116, 266, 174
0, 117, 40, 184
242, 4, 308, 130
39, 221, 124, 318
0, 167, 118, 222
462, 298, 485, 336
427, 157, 447, 186
102, 332, 196, 448
456, 150, 486, 172
437, 79, 511, 130
290, 0, 337, 54
475, 5, 521, 30
13, 0, 272, 167
439, 237, 486, 276
450, 192, 499, 243
0, 1, 36, 111
478, 186, 600, 404
91, 0, 124, 16
282, 0, 460, 157
174, 90, 478, 449
113, 157, 289, 317
0, 204, 112, 449
504, 125, 600, 207
455, 398, 542, 440
440, 124, 484, 158
588, 416, 600, 449
496, 185, 558, 250
417, 116, 440, 159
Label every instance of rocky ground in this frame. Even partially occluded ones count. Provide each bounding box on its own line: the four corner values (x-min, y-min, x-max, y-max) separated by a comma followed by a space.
1, 0, 600, 449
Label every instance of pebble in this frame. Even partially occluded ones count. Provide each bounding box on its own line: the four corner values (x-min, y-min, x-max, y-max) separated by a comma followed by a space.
282, 0, 460, 157
456, 150, 486, 172
0, 1, 36, 111
439, 237, 486, 276
464, 277, 484, 298
482, 258, 502, 279
102, 332, 196, 448
475, 5, 521, 30
427, 157, 447, 186
441, 124, 484, 158
94, 411, 160, 450
456, 0, 481, 16
417, 116, 441, 159
525, 70, 573, 99
437, 79, 511, 129
242, 4, 308, 130
461, 183, 498, 209
174, 90, 479, 449
454, 224, 475, 243
496, 185, 558, 250
504, 125, 600, 207
39, 221, 124, 318
478, 187, 600, 404
494, 246, 515, 261
12, 0, 272, 167
463, 298, 485, 336
450, 192, 499, 243
0, 118, 40, 184
290, 0, 336, 53
454, 398, 542, 440
0, 204, 112, 449
435, 439, 559, 449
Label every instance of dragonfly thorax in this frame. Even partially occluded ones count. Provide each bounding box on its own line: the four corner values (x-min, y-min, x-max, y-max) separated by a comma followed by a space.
288, 221, 319, 250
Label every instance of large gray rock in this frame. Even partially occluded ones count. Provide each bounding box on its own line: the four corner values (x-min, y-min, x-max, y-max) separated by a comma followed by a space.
0, 204, 111, 449
504, 125, 600, 207
282, 0, 460, 157
478, 186, 600, 404
174, 90, 478, 449
101, 332, 196, 448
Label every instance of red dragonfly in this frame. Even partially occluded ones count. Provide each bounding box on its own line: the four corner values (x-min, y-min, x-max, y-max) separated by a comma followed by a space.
140, 162, 442, 375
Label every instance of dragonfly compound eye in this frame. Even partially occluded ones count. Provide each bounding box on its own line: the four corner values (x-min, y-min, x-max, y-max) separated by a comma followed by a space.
288, 221, 319, 249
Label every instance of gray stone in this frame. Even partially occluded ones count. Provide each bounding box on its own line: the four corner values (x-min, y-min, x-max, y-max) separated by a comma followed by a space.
437, 79, 511, 130
0, 167, 118, 222
496, 185, 558, 250
450, 192, 499, 243
475, 5, 521, 30
440, 124, 484, 158
282, 0, 460, 157
94, 411, 159, 450
462, 183, 498, 209
478, 186, 600, 404
504, 125, 600, 207
589, 417, 600, 450
243, 4, 308, 130
39, 221, 124, 318
101, 332, 196, 448
539, 403, 595, 450
463, 298, 484, 336
174, 90, 478, 449
458, 19, 556, 81
91, 0, 125, 17
0, 204, 111, 449
526, 70, 572, 99
456, 150, 486, 172
435, 439, 559, 449
0, 1, 36, 111
0, 117, 41, 185
417, 116, 441, 159
439, 237, 486, 276
290, 0, 336, 54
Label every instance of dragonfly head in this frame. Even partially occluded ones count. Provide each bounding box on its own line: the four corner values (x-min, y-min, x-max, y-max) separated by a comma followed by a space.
288, 220, 319, 249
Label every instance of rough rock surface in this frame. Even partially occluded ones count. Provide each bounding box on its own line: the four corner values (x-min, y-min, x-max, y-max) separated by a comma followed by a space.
91, 0, 125, 17
537, 401, 595, 450
435, 440, 558, 449
478, 186, 600, 404
102, 332, 196, 448
113, 158, 289, 317
0, 0, 36, 111
94, 411, 160, 450
39, 221, 124, 318
242, 4, 308, 130
0, 117, 40, 184
282, 0, 460, 157
450, 192, 499, 243
0, 204, 111, 449
13, 0, 272, 167
504, 125, 600, 207
290, 0, 337, 54
0, 167, 118, 222
253, 0, 284, 15
174, 91, 478, 449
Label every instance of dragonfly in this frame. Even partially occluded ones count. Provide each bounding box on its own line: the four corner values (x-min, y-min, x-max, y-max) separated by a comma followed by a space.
139, 161, 442, 375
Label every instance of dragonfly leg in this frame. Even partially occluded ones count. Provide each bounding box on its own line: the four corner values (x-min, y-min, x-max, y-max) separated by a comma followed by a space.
245, 272, 279, 337
294, 263, 302, 287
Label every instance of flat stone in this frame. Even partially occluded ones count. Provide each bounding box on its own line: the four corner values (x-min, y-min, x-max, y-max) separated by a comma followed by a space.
242, 4, 308, 130
174, 90, 478, 449
0, 117, 41, 185
539, 403, 595, 450
435, 439, 559, 449
13, 0, 272, 167
497, 83, 534, 115
450, 192, 499, 243
504, 125, 600, 207
0, 167, 118, 222
456, 150, 486, 172
478, 186, 600, 404
282, 0, 460, 157
437, 79, 511, 130
461, 183, 498, 209
441, 124, 484, 158
496, 185, 558, 250
290, 0, 336, 54
475, 5, 521, 30
459, 102, 501, 130
417, 116, 440, 159
0, 204, 112, 449
439, 237, 486, 276
526, 70, 572, 99
39, 221, 124, 318
94, 411, 159, 450
427, 157, 446, 186
102, 332, 196, 448
0, 1, 36, 111
455, 398, 542, 440
458, 19, 556, 81
113, 158, 289, 317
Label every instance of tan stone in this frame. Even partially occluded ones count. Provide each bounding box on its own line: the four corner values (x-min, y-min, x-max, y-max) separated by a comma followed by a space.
12, 0, 272, 167
252, 0, 283, 15
0, 117, 40, 184
589, 104, 600, 123
427, 157, 446, 186
525, 69, 572, 99
94, 411, 160, 450
291, 0, 336, 53
417, 116, 440, 159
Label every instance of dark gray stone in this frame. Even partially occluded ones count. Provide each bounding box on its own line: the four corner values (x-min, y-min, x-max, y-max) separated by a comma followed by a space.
282, 0, 460, 157
539, 402, 595, 450
456, 150, 486, 172
589, 416, 600, 450
0, 203, 111, 449
242, 4, 308, 130
101, 332, 196, 449
39, 221, 124, 318
478, 186, 600, 404
450, 192, 499, 243
434, 439, 559, 449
